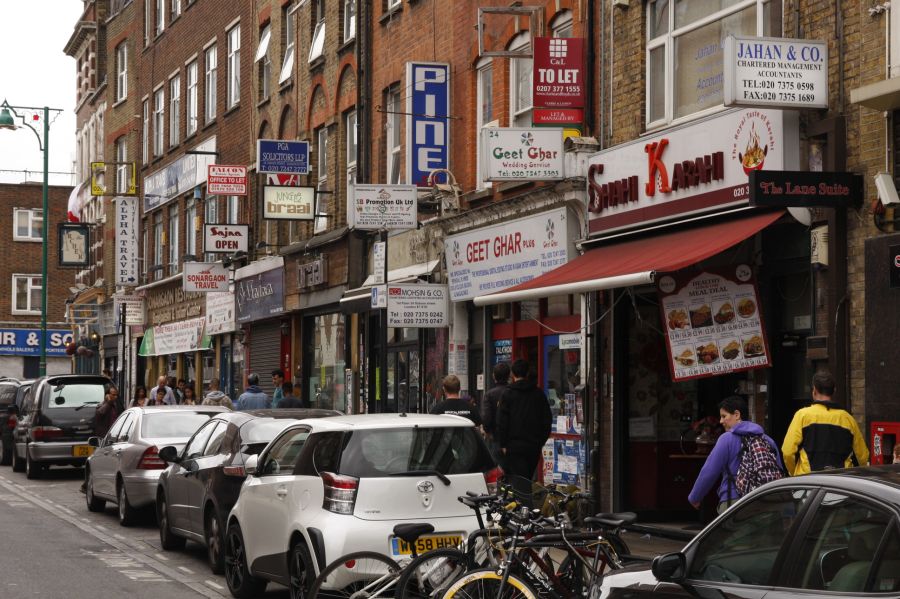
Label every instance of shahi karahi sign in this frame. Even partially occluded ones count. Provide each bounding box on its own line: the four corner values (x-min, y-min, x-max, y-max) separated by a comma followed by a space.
183, 262, 229, 293
658, 265, 771, 382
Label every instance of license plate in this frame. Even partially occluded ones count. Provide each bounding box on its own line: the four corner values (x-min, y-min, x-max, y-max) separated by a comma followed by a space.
391, 534, 462, 556
72, 445, 94, 457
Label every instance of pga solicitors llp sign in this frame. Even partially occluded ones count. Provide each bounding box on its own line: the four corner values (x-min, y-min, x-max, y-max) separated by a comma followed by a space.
0, 329, 74, 356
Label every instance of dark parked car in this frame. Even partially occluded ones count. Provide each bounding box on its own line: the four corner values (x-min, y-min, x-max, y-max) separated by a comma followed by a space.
156, 408, 340, 573
596, 465, 900, 599
12, 375, 116, 479
0, 379, 25, 465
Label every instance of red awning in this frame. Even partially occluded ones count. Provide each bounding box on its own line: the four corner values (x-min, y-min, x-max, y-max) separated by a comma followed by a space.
473, 210, 784, 306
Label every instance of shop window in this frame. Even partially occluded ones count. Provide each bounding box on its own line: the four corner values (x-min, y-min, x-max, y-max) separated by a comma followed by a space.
14, 208, 42, 242
186, 61, 198, 136
169, 74, 181, 147
12, 274, 41, 314
310, 313, 347, 412
508, 32, 532, 128
385, 85, 401, 184
280, 4, 295, 84
476, 58, 494, 189
256, 24, 272, 101
646, 0, 773, 127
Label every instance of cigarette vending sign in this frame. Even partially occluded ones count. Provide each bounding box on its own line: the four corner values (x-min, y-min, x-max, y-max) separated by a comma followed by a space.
658, 264, 771, 381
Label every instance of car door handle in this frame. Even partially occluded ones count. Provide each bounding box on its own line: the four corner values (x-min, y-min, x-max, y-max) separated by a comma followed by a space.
276, 487, 288, 498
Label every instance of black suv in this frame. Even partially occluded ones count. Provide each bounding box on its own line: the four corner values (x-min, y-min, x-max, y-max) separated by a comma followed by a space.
0, 380, 23, 465
12, 375, 116, 478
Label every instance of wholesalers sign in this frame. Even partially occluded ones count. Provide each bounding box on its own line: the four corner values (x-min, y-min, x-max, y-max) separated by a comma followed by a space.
481, 128, 564, 181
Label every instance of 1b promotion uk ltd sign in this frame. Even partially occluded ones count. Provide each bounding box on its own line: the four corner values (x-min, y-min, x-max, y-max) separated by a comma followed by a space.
658, 265, 771, 382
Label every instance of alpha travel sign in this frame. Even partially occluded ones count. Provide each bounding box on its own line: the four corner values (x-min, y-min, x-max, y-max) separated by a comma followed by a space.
115, 196, 139, 286
183, 262, 229, 293
204, 224, 249, 253
350, 184, 417, 230
207, 165, 248, 195
482, 128, 564, 181
263, 185, 315, 220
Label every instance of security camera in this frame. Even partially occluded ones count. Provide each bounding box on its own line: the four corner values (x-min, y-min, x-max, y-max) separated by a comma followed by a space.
874, 172, 900, 206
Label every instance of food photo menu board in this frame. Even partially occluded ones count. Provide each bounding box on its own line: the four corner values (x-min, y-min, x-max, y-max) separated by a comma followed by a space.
658, 265, 771, 381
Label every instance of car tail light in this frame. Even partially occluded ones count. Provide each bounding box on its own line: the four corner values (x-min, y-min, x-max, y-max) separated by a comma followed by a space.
484, 466, 503, 495
223, 465, 246, 477
137, 445, 166, 470
6, 415, 17, 430
32, 426, 63, 441
321, 471, 358, 515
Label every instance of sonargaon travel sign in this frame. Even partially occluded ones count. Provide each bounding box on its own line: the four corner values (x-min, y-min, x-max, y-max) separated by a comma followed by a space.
183, 262, 229, 293
350, 184, 418, 230
482, 128, 565, 181
724, 36, 828, 109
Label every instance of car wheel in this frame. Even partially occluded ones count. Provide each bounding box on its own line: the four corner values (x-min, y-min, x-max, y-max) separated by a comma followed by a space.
117, 480, 138, 526
288, 542, 313, 599
11, 444, 24, 472
224, 522, 267, 599
205, 508, 224, 574
85, 469, 106, 512
157, 492, 186, 550
25, 449, 43, 480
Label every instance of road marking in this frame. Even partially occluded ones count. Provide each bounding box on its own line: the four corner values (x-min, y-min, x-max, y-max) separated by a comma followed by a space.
155, 553, 169, 561
178, 566, 195, 574
205, 580, 224, 591
81, 549, 171, 582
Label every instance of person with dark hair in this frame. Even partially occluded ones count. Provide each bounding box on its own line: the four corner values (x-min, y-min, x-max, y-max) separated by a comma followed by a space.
149, 375, 175, 405
182, 384, 198, 405
130, 385, 147, 408
271, 369, 285, 408
430, 375, 480, 424
688, 396, 781, 513
236, 373, 270, 410
278, 381, 309, 409
481, 362, 510, 457
94, 387, 122, 437
782, 371, 869, 475
496, 359, 552, 503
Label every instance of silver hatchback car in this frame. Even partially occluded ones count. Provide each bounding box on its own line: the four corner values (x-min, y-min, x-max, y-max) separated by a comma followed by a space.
84, 405, 228, 525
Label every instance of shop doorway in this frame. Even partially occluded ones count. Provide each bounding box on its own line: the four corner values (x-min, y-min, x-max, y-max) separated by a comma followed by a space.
384, 328, 420, 413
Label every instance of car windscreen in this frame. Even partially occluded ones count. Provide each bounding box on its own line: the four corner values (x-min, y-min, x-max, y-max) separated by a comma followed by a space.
318, 427, 493, 478
0, 384, 18, 406
242, 419, 298, 445
142, 412, 216, 438
45, 383, 107, 409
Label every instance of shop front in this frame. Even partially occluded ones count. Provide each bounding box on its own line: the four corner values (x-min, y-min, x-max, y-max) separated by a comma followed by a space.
205, 289, 238, 398
234, 257, 287, 396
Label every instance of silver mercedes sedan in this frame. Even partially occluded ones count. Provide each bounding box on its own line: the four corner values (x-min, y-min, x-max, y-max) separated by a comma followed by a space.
84, 405, 228, 525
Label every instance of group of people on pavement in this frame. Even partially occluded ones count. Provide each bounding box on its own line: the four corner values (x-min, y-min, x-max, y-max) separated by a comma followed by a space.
688, 370, 870, 513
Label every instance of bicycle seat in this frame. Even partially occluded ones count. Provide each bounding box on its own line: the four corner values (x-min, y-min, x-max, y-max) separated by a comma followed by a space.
393, 523, 435, 544
584, 511, 637, 528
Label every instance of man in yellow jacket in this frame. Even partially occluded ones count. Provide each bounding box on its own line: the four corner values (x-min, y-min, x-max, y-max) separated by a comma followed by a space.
782, 371, 869, 475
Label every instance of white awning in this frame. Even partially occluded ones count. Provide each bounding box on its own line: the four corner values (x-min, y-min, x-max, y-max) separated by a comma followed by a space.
361, 259, 439, 287
255, 25, 271, 62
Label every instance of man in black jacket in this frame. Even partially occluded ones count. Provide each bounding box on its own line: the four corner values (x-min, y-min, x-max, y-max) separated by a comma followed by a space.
481, 362, 510, 460
497, 359, 552, 503
430, 375, 480, 425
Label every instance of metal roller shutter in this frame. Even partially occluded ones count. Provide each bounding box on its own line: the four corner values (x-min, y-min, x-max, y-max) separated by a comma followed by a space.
249, 320, 281, 396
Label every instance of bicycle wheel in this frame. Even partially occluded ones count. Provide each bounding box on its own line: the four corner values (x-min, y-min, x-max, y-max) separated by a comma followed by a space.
394, 548, 468, 599
310, 550, 401, 598
439, 568, 539, 599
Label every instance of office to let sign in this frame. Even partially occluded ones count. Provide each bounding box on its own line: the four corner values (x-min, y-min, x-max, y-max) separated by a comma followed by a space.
207, 165, 248, 195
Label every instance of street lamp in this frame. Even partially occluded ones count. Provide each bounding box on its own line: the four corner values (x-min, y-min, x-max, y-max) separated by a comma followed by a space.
0, 100, 64, 377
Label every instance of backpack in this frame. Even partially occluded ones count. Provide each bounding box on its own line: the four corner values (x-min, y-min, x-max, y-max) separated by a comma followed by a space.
729, 434, 784, 497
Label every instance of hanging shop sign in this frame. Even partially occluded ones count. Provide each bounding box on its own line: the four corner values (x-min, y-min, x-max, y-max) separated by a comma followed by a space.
207, 165, 248, 195
263, 185, 315, 220
446, 207, 571, 302
587, 108, 798, 234
113, 294, 145, 326
115, 196, 139, 285
350, 184, 418, 230
183, 262, 229, 293
658, 264, 771, 382
256, 139, 310, 174
482, 128, 565, 181
406, 62, 450, 187
0, 329, 74, 356
386, 283, 450, 328
724, 36, 828, 109
298, 256, 328, 288
749, 170, 862, 208
533, 37, 585, 109
205, 291, 235, 335
143, 137, 216, 212
139, 317, 210, 356
235, 258, 285, 323
203, 224, 249, 253
58, 223, 90, 268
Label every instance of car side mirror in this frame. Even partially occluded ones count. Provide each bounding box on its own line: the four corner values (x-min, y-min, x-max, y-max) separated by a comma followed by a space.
87, 437, 100, 448
652, 552, 687, 583
244, 454, 259, 476
158, 445, 179, 463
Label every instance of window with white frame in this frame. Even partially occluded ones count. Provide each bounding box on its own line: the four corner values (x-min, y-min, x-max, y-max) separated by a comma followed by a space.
646, 0, 772, 127
309, 0, 325, 63
144, 0, 151, 45
142, 99, 149, 162
12, 275, 41, 314
171, 0, 181, 21
153, 211, 163, 268
226, 195, 240, 224
387, 0, 401, 10
115, 137, 129, 194
345, 109, 357, 190
205, 45, 218, 123
186, 61, 198, 136
227, 24, 241, 109
142, 224, 149, 275
168, 204, 179, 270
185, 198, 197, 257
256, 24, 272, 101
115, 42, 128, 102
552, 10, 573, 38
155, 0, 164, 35
385, 86, 401, 184
280, 5, 295, 84
153, 87, 165, 156
204, 197, 218, 261
13, 208, 42, 241
344, 0, 356, 42
476, 58, 494, 189
315, 126, 329, 233
169, 75, 181, 147
509, 33, 532, 127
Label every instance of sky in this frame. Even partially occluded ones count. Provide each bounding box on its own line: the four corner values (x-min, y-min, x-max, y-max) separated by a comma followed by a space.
0, 0, 82, 186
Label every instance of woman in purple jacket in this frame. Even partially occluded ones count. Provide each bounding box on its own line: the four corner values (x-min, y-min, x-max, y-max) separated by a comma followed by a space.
688, 395, 781, 514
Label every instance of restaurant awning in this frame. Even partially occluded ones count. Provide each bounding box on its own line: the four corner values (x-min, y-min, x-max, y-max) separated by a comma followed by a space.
473, 210, 784, 306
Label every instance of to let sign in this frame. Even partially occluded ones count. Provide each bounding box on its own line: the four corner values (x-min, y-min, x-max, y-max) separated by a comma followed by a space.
749, 170, 862, 208
208, 165, 248, 195
533, 37, 585, 109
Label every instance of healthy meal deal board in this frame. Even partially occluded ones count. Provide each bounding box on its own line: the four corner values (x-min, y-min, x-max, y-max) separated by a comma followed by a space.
658, 264, 771, 381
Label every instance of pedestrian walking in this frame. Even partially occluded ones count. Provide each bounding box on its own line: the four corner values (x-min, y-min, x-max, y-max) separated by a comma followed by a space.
782, 371, 869, 475
201, 390, 234, 410
430, 375, 481, 425
148, 376, 176, 405
481, 362, 510, 459
149, 387, 168, 406
182, 384, 198, 405
278, 381, 309, 409
496, 359, 552, 505
130, 385, 147, 408
94, 387, 122, 438
271, 369, 285, 408
235, 374, 270, 410
688, 396, 782, 514
204, 378, 221, 399
173, 378, 187, 404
